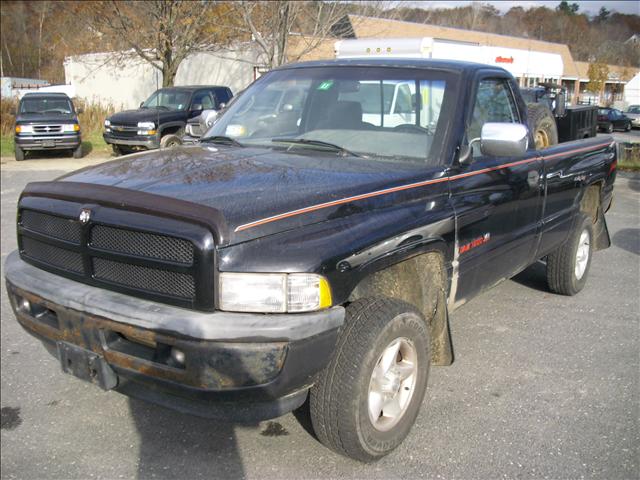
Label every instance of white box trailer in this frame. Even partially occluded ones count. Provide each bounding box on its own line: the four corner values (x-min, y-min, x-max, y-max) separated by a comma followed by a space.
334, 37, 564, 83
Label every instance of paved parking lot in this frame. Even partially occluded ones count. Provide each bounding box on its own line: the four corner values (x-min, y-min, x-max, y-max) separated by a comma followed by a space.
1, 157, 638, 479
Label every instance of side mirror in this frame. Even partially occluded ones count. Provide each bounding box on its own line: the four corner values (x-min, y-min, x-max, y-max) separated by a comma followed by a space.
478, 123, 528, 157
191, 104, 203, 112
201, 109, 219, 128
218, 102, 226, 110
459, 123, 529, 165
139, 101, 144, 108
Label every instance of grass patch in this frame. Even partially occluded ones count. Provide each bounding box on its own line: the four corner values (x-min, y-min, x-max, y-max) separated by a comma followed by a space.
618, 142, 640, 171
1, 129, 110, 159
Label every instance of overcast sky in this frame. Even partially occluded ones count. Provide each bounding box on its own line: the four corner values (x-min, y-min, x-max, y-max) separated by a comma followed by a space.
405, 1, 639, 16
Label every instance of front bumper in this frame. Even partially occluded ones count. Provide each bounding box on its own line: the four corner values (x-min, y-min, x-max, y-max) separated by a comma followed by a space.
15, 133, 81, 151
5, 251, 344, 420
103, 132, 159, 149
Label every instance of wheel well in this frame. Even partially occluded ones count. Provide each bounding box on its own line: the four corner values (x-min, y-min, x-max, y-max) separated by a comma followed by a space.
580, 182, 602, 223
160, 125, 183, 136
348, 252, 453, 366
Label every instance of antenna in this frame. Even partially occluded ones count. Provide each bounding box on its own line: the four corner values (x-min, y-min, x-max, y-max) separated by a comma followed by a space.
156, 68, 160, 143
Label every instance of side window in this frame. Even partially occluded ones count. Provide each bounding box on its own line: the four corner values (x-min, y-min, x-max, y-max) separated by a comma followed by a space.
192, 92, 214, 110
214, 89, 231, 105
468, 78, 519, 144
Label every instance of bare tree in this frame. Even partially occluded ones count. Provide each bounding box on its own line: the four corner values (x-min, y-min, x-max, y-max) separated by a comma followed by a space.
86, 1, 232, 87
234, 1, 391, 69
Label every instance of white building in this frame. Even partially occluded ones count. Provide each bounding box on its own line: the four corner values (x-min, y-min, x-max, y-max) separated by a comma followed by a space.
64, 46, 264, 109
335, 37, 564, 85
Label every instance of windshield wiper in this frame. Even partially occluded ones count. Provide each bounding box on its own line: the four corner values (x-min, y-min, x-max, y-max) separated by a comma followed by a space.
200, 135, 244, 147
272, 138, 362, 157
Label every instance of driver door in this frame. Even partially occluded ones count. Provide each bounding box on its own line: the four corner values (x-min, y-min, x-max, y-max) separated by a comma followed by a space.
448, 74, 544, 306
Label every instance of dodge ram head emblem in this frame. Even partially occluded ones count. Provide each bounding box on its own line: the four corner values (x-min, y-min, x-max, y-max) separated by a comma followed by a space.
79, 209, 91, 224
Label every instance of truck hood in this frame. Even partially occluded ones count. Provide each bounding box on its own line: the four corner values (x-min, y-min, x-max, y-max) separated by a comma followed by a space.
108, 108, 185, 125
56, 144, 427, 245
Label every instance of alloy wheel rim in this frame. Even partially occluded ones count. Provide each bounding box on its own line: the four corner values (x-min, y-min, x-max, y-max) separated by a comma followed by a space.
367, 337, 418, 431
575, 229, 590, 280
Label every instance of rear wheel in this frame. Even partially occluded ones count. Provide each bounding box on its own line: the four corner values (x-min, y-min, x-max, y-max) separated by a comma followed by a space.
310, 298, 431, 462
547, 213, 594, 296
15, 145, 25, 161
625, 122, 631, 132
527, 103, 558, 149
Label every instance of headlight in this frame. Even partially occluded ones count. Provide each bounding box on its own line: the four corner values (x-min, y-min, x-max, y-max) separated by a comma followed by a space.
62, 124, 80, 132
137, 121, 157, 135
104, 119, 111, 127
15, 125, 33, 134
219, 273, 332, 313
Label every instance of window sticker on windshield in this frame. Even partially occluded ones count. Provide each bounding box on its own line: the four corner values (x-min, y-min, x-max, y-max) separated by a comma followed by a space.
317, 80, 334, 91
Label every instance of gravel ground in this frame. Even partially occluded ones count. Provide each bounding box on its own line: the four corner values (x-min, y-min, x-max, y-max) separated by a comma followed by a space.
1, 158, 638, 480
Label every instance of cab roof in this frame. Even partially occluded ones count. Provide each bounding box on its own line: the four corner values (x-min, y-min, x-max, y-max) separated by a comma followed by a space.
275, 58, 509, 75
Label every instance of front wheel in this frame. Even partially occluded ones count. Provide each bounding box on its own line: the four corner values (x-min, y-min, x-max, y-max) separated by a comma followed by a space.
160, 134, 182, 148
310, 298, 431, 462
625, 123, 631, 132
15, 145, 25, 161
607, 123, 614, 134
72, 144, 83, 159
547, 213, 594, 296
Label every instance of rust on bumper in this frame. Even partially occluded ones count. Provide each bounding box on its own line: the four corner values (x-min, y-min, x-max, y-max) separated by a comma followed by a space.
7, 281, 288, 390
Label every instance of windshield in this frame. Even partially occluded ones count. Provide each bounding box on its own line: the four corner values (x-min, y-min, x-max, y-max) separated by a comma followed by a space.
627, 105, 640, 114
19, 97, 73, 114
204, 66, 459, 165
142, 89, 191, 111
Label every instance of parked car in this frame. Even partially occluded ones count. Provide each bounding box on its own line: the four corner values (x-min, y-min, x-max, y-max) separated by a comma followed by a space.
103, 85, 232, 155
13, 92, 83, 161
623, 105, 640, 128
597, 107, 632, 133
6, 59, 616, 462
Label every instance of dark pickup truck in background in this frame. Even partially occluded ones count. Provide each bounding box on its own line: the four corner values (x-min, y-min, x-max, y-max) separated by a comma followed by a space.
5, 59, 616, 462
103, 85, 232, 155
13, 92, 83, 161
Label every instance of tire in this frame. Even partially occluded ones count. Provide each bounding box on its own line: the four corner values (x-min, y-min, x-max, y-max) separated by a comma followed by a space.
625, 122, 631, 132
15, 145, 25, 161
72, 144, 83, 159
547, 213, 594, 296
527, 103, 558, 149
310, 297, 431, 462
607, 123, 613, 134
112, 144, 123, 156
160, 134, 182, 148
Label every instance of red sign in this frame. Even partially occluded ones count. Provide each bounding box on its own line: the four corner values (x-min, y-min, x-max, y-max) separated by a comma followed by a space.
495, 56, 514, 64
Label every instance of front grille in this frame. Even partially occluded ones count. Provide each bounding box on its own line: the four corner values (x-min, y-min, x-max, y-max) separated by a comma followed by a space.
21, 236, 84, 273
21, 210, 82, 243
33, 124, 62, 133
110, 125, 138, 138
18, 205, 215, 310
91, 225, 193, 264
93, 258, 196, 298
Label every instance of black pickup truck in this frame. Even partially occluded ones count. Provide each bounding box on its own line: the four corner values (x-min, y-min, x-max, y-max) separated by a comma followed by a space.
5, 59, 616, 462
103, 85, 232, 155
